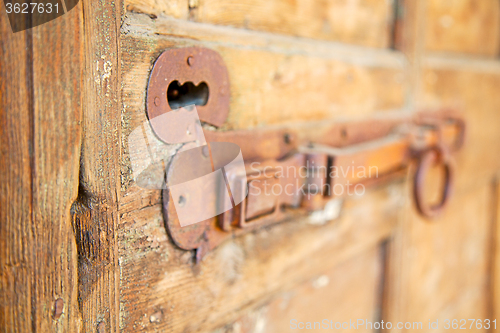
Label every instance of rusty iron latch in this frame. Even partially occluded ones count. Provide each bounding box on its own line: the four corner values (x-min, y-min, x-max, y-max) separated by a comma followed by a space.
146, 47, 466, 261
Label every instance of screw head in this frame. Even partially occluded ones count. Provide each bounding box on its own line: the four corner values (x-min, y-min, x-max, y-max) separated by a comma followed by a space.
154, 96, 161, 106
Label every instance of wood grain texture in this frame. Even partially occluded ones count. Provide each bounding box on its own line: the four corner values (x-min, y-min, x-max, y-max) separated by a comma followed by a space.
0, 10, 34, 332
210, 246, 384, 332
493, 177, 500, 327
194, 0, 394, 48
126, 0, 188, 19
392, 0, 426, 111
380, 213, 408, 333
0, 4, 83, 332
386, 182, 493, 331
424, 0, 500, 56
261, 246, 384, 333
421, 67, 500, 192
116, 3, 500, 332
31, 6, 83, 332
118, 184, 403, 332
70, 0, 123, 332
124, 0, 394, 48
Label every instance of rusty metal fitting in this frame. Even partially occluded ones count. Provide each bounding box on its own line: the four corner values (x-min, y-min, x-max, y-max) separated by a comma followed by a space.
146, 47, 230, 142
413, 146, 454, 219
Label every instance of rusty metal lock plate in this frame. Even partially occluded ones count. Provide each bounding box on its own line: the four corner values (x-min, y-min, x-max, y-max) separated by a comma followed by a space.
146, 47, 230, 141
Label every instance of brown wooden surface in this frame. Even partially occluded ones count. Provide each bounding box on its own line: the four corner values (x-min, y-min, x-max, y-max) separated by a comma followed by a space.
421, 66, 500, 191
125, 0, 394, 48
119, 186, 402, 332
70, 0, 123, 332
213, 246, 385, 333
494, 176, 500, 326
397, 184, 491, 332
0, 4, 83, 332
263, 246, 384, 333
424, 0, 500, 56
0, 12, 33, 332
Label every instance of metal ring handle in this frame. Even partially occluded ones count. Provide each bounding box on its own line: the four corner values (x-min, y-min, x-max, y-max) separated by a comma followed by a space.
413, 147, 454, 219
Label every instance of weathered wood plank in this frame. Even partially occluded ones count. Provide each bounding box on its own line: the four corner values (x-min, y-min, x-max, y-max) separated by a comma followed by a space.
424, 53, 500, 74
118, 184, 403, 332
261, 246, 384, 332
194, 0, 394, 48
31, 5, 83, 331
390, 184, 492, 327
1, 4, 83, 332
392, 0, 426, 111
0, 10, 34, 332
433, 285, 488, 333
123, 12, 404, 65
493, 177, 500, 326
425, 0, 500, 56
210, 246, 384, 332
126, 0, 188, 19
71, 0, 123, 332
421, 68, 500, 191
381, 218, 408, 333
124, 0, 394, 48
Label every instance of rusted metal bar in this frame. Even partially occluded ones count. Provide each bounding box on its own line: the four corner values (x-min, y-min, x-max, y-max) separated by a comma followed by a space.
162, 112, 464, 261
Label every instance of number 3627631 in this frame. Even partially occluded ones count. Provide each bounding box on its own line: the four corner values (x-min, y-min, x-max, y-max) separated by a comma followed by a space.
444, 319, 496, 330
5, 2, 59, 14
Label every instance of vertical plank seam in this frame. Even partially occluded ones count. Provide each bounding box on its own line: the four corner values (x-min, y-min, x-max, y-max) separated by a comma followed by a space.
24, 20, 37, 333
488, 176, 499, 331
114, 2, 123, 330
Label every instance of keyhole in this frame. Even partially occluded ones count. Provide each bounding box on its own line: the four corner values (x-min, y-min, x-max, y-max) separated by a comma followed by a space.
167, 80, 209, 109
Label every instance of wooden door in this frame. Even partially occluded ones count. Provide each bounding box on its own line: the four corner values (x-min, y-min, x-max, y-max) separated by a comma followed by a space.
2, 0, 500, 332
